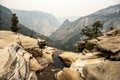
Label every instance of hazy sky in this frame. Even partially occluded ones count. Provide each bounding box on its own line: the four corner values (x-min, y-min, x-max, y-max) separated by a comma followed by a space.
1, 0, 120, 17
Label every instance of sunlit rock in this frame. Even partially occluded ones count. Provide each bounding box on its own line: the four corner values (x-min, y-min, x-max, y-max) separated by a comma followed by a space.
56, 68, 84, 80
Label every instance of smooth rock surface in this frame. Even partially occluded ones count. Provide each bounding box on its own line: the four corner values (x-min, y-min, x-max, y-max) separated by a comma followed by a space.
83, 61, 120, 80
0, 43, 41, 80
0, 31, 38, 49
56, 68, 84, 80
97, 36, 120, 53
58, 52, 79, 66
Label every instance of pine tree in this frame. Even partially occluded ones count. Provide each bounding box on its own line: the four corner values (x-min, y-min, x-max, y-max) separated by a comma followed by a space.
92, 20, 103, 38
80, 26, 94, 39
11, 13, 19, 33
81, 20, 103, 39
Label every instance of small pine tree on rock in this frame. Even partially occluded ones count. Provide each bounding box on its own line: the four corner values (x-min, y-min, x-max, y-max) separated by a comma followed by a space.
11, 14, 19, 33
80, 26, 94, 39
81, 20, 103, 39
92, 20, 103, 38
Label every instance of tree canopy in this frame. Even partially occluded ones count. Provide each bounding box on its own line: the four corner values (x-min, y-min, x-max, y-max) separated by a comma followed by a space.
11, 13, 19, 33
81, 20, 103, 40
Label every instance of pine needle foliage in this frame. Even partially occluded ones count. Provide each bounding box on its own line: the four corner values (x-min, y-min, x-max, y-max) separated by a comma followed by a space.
11, 14, 19, 33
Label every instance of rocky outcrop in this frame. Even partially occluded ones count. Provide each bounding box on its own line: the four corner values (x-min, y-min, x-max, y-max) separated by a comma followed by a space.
83, 61, 120, 80
77, 39, 98, 54
70, 57, 104, 77
105, 29, 120, 36
56, 29, 120, 80
58, 52, 79, 66
97, 35, 120, 53
0, 31, 38, 49
0, 43, 41, 80
0, 30, 57, 80
35, 46, 57, 68
57, 51, 110, 80
57, 51, 105, 79
77, 41, 86, 52
56, 68, 84, 80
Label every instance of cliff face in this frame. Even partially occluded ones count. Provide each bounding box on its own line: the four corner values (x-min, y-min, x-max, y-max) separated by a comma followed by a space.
11, 9, 60, 36
50, 4, 120, 51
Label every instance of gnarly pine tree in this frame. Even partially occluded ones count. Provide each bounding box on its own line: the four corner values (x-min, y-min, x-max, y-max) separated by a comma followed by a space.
80, 26, 94, 39
92, 20, 103, 38
11, 13, 19, 33
81, 20, 103, 39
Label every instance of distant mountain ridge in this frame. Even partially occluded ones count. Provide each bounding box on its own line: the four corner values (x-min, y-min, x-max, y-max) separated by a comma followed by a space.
58, 16, 80, 24
11, 9, 60, 36
50, 4, 120, 51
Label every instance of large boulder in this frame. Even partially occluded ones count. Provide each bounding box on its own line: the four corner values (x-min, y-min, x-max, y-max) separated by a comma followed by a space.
77, 39, 98, 54
77, 41, 86, 52
37, 39, 47, 49
96, 29, 120, 54
58, 51, 104, 66
83, 61, 120, 80
36, 46, 57, 68
0, 43, 42, 80
56, 68, 84, 80
58, 52, 79, 66
105, 29, 120, 36
58, 51, 105, 79
70, 58, 104, 77
97, 36, 120, 53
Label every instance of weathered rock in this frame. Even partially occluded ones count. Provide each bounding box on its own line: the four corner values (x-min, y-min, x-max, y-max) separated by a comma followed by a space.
37, 39, 47, 49
105, 29, 120, 36
58, 51, 104, 65
30, 57, 44, 71
58, 52, 79, 66
57, 51, 106, 79
0, 31, 38, 49
77, 41, 86, 52
56, 68, 84, 80
70, 58, 104, 77
0, 30, 58, 80
56, 29, 120, 80
42, 47, 56, 62
26, 46, 57, 70
0, 43, 41, 80
35, 46, 57, 68
77, 39, 98, 54
83, 61, 120, 80
97, 36, 120, 53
